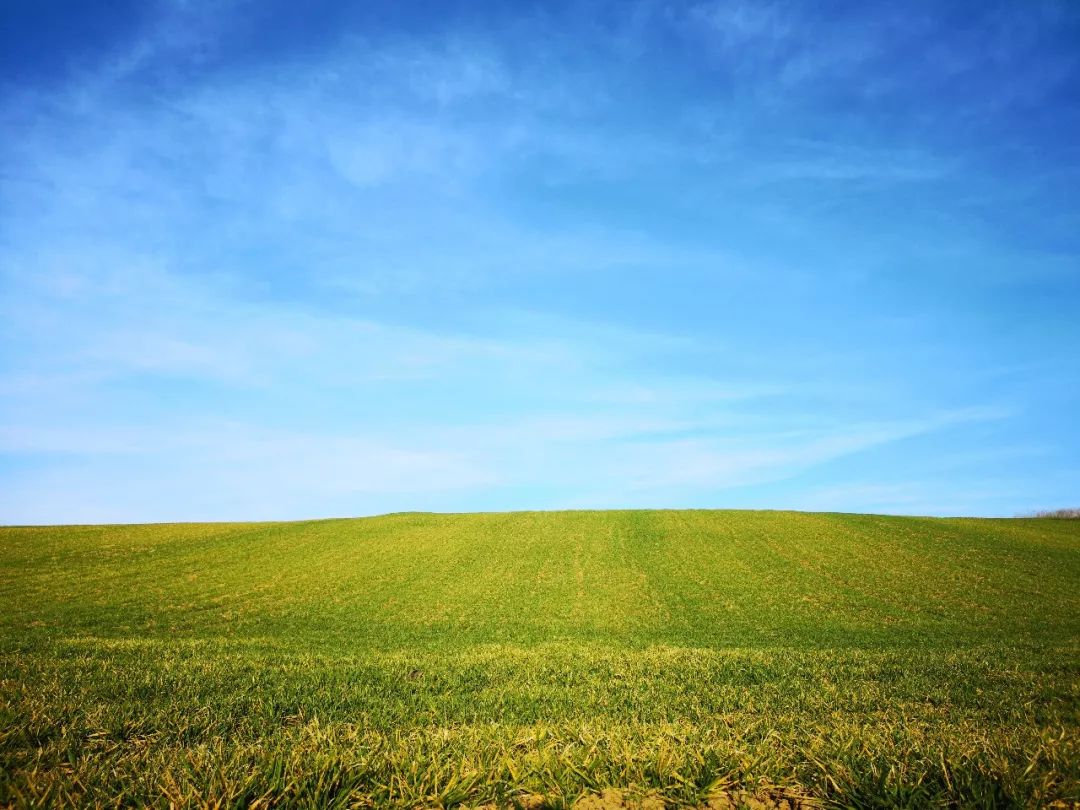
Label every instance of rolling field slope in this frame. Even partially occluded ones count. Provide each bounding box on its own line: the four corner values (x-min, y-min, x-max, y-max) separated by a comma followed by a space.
1, 510, 1078, 807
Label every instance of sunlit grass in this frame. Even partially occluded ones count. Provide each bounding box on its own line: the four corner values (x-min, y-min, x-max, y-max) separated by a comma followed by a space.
2, 510, 1078, 807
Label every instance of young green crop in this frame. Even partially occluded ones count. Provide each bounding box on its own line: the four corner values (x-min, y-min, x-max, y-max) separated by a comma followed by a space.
2, 510, 1078, 807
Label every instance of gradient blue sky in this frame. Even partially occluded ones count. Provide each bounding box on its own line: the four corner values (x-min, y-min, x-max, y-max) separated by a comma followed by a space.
2, 0, 1078, 523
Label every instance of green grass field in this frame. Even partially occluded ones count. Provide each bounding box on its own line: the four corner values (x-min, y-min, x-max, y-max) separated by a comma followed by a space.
1, 510, 1078, 808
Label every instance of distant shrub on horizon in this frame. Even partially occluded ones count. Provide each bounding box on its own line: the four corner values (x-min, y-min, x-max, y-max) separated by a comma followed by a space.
1027, 507, 1080, 518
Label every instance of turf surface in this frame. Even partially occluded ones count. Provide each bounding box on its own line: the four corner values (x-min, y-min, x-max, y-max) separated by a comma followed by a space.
1, 510, 1078, 807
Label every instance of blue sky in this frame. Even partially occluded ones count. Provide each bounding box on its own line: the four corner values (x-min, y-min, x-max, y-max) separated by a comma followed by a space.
1, 0, 1078, 523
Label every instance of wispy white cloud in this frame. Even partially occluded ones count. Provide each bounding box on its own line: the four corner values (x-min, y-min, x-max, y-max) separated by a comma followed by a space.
0, 408, 1001, 523
0, 238, 1009, 522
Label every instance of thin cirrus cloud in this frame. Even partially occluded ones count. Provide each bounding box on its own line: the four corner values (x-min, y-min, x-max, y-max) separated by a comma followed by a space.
1, 0, 1078, 523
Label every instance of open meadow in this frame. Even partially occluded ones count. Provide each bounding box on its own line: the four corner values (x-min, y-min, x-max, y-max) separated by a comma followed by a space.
1, 510, 1078, 808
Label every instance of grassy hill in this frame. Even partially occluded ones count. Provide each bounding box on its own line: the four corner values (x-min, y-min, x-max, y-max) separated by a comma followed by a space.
2, 510, 1078, 807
